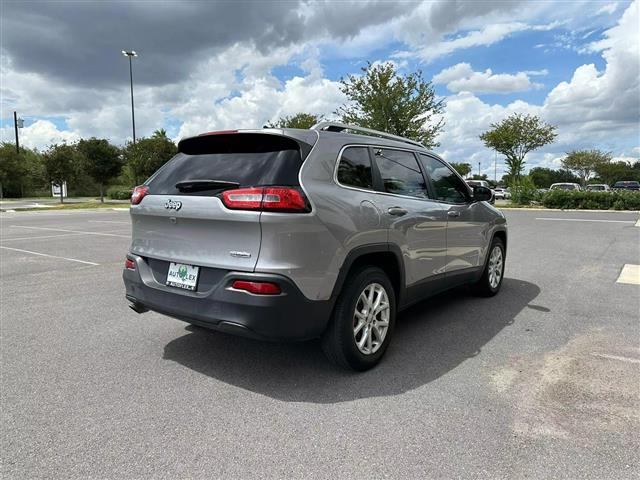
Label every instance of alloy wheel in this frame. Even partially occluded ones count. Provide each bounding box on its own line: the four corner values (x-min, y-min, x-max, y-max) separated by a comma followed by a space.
353, 283, 390, 355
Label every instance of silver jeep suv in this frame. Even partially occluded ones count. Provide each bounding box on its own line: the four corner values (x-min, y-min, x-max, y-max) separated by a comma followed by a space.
123, 123, 507, 370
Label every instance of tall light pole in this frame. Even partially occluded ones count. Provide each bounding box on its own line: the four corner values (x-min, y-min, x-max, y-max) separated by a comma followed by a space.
122, 50, 137, 143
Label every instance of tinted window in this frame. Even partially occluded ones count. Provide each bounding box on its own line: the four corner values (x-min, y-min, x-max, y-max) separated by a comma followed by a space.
337, 147, 373, 190
147, 134, 304, 196
420, 155, 469, 203
373, 149, 428, 198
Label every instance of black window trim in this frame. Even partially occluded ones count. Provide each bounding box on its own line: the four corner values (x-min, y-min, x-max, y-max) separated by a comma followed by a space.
334, 145, 377, 192
418, 153, 473, 205
333, 143, 435, 202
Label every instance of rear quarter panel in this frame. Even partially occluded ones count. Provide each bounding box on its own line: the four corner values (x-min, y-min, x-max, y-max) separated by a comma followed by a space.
255, 135, 386, 301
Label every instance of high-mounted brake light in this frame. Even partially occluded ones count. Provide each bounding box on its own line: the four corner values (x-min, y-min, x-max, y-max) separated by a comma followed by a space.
221, 187, 308, 212
131, 185, 148, 205
231, 280, 281, 295
199, 129, 238, 136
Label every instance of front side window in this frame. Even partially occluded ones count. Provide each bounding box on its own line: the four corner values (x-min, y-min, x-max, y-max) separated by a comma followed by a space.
373, 148, 428, 198
420, 155, 469, 204
337, 147, 373, 190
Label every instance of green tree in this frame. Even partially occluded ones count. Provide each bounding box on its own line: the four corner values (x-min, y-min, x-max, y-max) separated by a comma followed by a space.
529, 167, 580, 188
479, 114, 557, 180
42, 143, 82, 203
594, 159, 640, 185
124, 129, 178, 185
336, 62, 444, 148
561, 149, 611, 186
0, 143, 45, 198
77, 138, 123, 202
470, 174, 488, 181
268, 113, 322, 129
450, 162, 472, 177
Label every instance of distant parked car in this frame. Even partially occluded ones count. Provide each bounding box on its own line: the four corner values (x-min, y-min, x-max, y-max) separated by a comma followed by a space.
612, 181, 640, 191
585, 184, 611, 192
466, 180, 495, 204
493, 187, 511, 200
550, 183, 581, 191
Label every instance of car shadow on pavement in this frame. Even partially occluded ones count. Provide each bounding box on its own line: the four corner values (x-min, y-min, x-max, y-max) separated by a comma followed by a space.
162, 278, 540, 403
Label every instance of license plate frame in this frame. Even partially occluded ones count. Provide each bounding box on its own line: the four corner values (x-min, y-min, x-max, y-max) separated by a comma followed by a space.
166, 262, 200, 291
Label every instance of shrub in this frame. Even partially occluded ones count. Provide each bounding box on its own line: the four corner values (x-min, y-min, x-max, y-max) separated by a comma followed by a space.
509, 176, 539, 205
107, 186, 133, 200
542, 190, 640, 210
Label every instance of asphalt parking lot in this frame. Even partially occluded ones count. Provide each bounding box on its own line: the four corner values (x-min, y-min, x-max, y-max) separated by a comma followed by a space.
1, 207, 639, 479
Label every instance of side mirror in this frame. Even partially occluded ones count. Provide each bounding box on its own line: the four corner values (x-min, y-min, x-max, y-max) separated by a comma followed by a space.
472, 186, 493, 202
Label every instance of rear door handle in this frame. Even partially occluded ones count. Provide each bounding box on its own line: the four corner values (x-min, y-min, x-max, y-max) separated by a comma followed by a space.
387, 207, 408, 216
447, 211, 461, 218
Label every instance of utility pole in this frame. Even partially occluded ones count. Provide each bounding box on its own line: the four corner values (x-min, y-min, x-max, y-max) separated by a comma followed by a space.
478, 161, 481, 177
494, 151, 497, 183
13, 111, 20, 154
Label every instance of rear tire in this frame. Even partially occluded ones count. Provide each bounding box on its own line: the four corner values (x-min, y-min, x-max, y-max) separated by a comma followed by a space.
321, 266, 396, 371
472, 237, 505, 297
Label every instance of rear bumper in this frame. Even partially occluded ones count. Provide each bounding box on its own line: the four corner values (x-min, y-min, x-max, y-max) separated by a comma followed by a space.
123, 255, 333, 341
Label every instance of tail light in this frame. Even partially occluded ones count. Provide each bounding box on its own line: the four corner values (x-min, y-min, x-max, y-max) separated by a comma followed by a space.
221, 187, 308, 212
124, 258, 136, 270
131, 185, 148, 205
231, 280, 281, 295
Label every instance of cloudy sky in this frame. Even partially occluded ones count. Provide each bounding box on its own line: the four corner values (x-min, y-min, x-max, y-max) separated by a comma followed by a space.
1, 0, 638, 178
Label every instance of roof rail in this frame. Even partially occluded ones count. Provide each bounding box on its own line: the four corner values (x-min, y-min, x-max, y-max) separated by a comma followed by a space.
310, 121, 424, 149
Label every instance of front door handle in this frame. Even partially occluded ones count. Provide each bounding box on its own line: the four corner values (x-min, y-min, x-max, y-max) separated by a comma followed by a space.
447, 210, 461, 218
387, 207, 408, 216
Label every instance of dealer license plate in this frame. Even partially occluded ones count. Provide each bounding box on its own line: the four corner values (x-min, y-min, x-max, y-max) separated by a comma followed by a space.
166, 262, 199, 291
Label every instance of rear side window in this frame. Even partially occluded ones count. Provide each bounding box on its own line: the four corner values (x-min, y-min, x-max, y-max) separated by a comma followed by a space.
337, 147, 373, 190
146, 133, 306, 196
373, 148, 428, 198
420, 154, 469, 204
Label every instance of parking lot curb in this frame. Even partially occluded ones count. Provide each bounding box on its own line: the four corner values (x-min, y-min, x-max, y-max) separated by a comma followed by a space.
499, 207, 640, 213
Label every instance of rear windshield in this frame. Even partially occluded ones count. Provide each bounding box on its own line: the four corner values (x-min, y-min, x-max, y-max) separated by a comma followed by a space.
146, 133, 307, 196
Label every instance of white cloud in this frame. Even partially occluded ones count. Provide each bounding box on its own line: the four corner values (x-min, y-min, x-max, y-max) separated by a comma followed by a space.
433, 63, 543, 93
433, 0, 639, 173
170, 45, 346, 140
0, 120, 79, 150
1, 0, 636, 170
396, 22, 529, 62
543, 0, 639, 136
596, 2, 619, 15
523, 69, 549, 76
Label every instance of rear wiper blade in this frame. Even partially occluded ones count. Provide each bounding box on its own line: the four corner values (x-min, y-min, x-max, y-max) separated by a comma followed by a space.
175, 179, 240, 192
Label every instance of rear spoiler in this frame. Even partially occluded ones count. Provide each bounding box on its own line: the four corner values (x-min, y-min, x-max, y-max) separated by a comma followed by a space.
178, 130, 318, 160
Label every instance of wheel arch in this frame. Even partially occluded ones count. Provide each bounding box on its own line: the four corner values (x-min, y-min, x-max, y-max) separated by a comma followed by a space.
492, 228, 507, 254
330, 244, 405, 305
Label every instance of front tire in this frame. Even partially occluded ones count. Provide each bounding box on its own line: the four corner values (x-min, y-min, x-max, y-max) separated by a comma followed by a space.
321, 266, 396, 371
472, 237, 505, 297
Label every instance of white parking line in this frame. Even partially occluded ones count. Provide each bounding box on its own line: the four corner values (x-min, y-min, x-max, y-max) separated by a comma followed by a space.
535, 218, 635, 224
616, 264, 640, 285
0, 246, 99, 265
0, 233, 88, 242
591, 353, 640, 364
88, 220, 130, 225
10, 225, 129, 238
